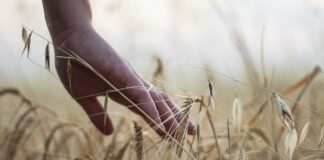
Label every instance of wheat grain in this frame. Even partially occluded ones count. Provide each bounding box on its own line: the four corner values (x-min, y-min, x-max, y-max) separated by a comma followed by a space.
299, 121, 310, 144
232, 97, 242, 136
284, 129, 297, 160
45, 43, 50, 70
272, 92, 294, 130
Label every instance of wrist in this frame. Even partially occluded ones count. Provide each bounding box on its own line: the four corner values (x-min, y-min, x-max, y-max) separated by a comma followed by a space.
42, 0, 93, 44
47, 20, 92, 46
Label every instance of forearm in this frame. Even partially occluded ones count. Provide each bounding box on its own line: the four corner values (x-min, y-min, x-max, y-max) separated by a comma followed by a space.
42, 0, 93, 44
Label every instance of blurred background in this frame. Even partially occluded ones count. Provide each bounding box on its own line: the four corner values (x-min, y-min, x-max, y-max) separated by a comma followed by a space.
1, 1, 324, 159
0, 0, 324, 127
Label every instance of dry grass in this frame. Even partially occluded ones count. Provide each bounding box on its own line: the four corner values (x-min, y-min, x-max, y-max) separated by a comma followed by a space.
0, 71, 323, 160
1, 17, 324, 160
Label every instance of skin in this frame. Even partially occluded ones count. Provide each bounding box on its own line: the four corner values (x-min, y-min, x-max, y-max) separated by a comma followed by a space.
42, 0, 194, 136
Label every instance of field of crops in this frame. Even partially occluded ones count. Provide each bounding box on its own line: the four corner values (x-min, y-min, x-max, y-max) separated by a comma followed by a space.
1, 0, 324, 160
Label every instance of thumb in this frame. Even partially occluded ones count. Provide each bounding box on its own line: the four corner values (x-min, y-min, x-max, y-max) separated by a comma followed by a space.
76, 97, 114, 135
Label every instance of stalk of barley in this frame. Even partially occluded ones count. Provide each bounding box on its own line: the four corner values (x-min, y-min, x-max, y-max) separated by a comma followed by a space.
133, 121, 143, 160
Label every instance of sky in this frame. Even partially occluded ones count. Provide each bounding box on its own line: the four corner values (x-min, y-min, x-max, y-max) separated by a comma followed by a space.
0, 0, 324, 81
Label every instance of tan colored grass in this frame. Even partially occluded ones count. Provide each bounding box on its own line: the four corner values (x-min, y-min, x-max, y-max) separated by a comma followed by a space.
1, 23, 324, 160
133, 121, 144, 160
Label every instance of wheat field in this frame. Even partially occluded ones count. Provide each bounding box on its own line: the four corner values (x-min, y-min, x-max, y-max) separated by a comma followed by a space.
1, 0, 324, 160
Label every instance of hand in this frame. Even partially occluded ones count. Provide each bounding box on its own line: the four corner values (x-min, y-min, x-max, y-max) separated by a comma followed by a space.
42, 0, 194, 136
52, 28, 195, 136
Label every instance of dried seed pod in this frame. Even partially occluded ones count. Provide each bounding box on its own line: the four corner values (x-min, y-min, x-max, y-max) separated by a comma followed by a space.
22, 27, 28, 44
319, 126, 324, 148
45, 43, 50, 70
299, 121, 310, 144
272, 92, 294, 130
232, 97, 242, 135
22, 29, 33, 57
207, 79, 215, 109
284, 129, 298, 160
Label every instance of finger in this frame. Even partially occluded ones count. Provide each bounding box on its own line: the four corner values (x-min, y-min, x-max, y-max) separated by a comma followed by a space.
76, 97, 114, 135
141, 79, 195, 135
109, 70, 165, 135
107, 89, 179, 137
160, 93, 196, 135
148, 89, 180, 136
139, 79, 195, 135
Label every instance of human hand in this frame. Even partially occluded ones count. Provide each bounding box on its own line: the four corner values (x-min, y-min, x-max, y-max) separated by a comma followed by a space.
53, 29, 194, 136
42, 0, 194, 137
